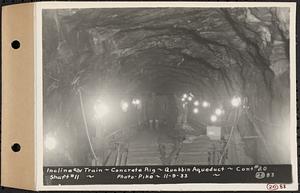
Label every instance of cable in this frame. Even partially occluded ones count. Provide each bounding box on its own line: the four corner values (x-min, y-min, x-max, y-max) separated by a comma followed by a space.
78, 88, 98, 162
218, 108, 240, 164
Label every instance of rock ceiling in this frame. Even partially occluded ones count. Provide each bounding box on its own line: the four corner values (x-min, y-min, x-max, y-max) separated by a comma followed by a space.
43, 7, 289, 101
43, 8, 290, 118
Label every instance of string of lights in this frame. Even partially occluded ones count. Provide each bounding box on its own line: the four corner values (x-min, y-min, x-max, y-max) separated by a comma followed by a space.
180, 92, 242, 123
61, 88, 261, 165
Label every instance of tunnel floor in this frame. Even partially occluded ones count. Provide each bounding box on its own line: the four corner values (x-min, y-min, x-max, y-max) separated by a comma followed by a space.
126, 129, 212, 165
101, 122, 254, 166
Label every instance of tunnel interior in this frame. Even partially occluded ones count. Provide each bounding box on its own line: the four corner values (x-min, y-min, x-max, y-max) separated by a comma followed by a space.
42, 7, 291, 166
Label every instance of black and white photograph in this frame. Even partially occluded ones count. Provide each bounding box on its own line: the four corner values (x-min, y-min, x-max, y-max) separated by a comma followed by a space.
40, 2, 297, 188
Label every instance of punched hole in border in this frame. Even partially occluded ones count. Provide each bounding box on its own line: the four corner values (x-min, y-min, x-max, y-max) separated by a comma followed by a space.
11, 40, 20, 49
11, 143, 21, 152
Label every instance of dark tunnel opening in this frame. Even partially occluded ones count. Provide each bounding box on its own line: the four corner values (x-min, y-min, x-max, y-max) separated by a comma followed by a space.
42, 7, 291, 166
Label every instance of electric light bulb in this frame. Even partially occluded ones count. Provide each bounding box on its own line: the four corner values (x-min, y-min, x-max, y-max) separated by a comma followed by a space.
120, 101, 129, 112
210, 115, 217, 122
94, 100, 109, 119
231, 96, 241, 107
45, 135, 57, 151
193, 108, 199, 114
215, 108, 224, 116
202, 101, 210, 108
135, 99, 141, 105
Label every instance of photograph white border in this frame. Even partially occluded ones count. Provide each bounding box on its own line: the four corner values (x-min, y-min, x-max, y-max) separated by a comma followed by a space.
34, 1, 298, 191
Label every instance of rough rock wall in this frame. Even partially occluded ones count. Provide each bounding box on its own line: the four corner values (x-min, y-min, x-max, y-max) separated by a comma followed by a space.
42, 7, 291, 164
